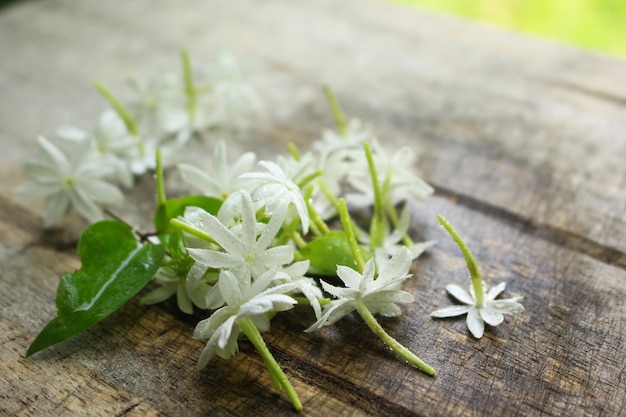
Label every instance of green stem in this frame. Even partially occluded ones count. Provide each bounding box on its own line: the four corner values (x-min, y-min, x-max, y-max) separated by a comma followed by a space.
294, 296, 331, 306
292, 232, 307, 249
355, 299, 436, 376
364, 142, 386, 251
181, 48, 197, 122
169, 218, 218, 246
155, 148, 167, 206
323, 85, 347, 137
94, 81, 140, 137
437, 215, 484, 307
304, 186, 330, 235
287, 142, 301, 161
237, 317, 303, 411
338, 198, 365, 273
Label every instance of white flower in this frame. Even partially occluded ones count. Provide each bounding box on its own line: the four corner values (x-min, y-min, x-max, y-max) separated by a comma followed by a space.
205, 54, 263, 128
240, 160, 310, 233
127, 71, 182, 130
185, 190, 293, 282
57, 110, 138, 188
346, 139, 433, 209
178, 140, 256, 199
194, 269, 298, 369
306, 247, 414, 332
17, 136, 123, 226
313, 118, 371, 161
431, 282, 524, 338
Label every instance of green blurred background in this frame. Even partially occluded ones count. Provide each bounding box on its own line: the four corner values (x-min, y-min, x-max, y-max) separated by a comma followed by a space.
397, 0, 626, 59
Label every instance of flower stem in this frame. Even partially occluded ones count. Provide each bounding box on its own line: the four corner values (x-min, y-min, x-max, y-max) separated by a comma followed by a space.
364, 142, 386, 251
94, 81, 140, 137
287, 142, 301, 161
169, 218, 219, 246
323, 85, 347, 137
304, 186, 330, 235
294, 296, 331, 306
355, 299, 436, 376
436, 215, 484, 307
180, 48, 197, 122
237, 317, 303, 412
155, 148, 167, 206
338, 198, 365, 273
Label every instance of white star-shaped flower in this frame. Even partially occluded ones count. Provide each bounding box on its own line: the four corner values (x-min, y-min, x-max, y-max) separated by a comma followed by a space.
17, 136, 123, 226
194, 269, 298, 369
431, 283, 524, 338
306, 247, 414, 332
185, 190, 294, 282
178, 140, 256, 200
431, 215, 525, 339
240, 160, 310, 233
346, 139, 433, 209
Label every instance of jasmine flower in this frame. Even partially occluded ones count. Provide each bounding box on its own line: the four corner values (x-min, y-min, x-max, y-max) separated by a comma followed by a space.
17, 136, 123, 226
240, 160, 310, 233
184, 190, 294, 282
178, 140, 256, 200
306, 247, 415, 331
194, 268, 298, 368
346, 139, 433, 209
431, 215, 524, 338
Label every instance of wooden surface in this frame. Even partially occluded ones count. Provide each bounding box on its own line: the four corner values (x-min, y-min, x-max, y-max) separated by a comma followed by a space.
1, 0, 626, 416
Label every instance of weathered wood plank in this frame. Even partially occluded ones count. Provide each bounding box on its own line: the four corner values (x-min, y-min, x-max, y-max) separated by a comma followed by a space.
1, 0, 625, 416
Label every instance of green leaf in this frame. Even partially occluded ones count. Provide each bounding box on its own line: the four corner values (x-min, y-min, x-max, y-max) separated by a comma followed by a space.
154, 195, 222, 233
300, 231, 371, 276
27, 221, 165, 356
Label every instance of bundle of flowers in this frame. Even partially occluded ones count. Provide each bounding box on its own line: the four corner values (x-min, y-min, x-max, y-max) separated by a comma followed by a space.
19, 50, 524, 411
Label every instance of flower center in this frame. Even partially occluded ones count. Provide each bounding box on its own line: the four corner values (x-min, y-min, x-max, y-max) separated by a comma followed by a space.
64, 177, 75, 187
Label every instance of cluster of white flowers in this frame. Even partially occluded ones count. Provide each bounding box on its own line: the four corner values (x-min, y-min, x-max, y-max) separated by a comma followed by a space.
20, 52, 525, 411
17, 51, 260, 227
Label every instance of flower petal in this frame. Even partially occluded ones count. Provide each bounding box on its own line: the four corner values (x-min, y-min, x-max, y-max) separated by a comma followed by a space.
336, 264, 363, 290
44, 193, 70, 227
430, 305, 471, 318
466, 308, 484, 338
446, 284, 474, 305
486, 282, 506, 300
489, 297, 525, 315
188, 248, 241, 270
479, 306, 504, 326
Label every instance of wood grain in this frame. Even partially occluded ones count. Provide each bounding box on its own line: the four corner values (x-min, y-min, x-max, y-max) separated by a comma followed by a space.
1, 0, 625, 416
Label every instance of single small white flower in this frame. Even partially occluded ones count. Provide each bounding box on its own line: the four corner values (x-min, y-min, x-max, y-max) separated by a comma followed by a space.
346, 139, 433, 209
240, 160, 310, 233
17, 136, 123, 226
185, 190, 294, 282
431, 215, 524, 338
205, 54, 263, 128
127, 71, 182, 130
57, 110, 138, 188
306, 247, 414, 332
313, 118, 371, 161
431, 282, 524, 338
194, 269, 298, 369
178, 140, 256, 200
